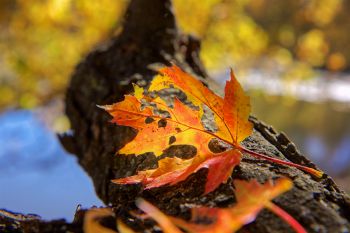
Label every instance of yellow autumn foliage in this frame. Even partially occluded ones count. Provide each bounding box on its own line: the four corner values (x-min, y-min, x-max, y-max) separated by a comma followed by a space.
0, 0, 349, 109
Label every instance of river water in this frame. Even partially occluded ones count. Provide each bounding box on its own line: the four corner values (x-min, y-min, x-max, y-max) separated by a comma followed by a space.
0, 109, 103, 221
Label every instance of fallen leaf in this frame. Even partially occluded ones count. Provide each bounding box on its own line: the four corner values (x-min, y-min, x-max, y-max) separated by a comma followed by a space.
105, 65, 323, 195
137, 178, 306, 233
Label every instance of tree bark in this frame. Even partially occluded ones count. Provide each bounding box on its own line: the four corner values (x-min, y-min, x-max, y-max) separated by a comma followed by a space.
62, 0, 350, 232
2, 0, 349, 232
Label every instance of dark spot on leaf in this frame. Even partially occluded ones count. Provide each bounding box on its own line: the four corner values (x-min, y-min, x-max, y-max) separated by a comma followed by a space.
145, 117, 155, 124
163, 145, 197, 159
175, 127, 181, 133
169, 136, 176, 145
158, 119, 167, 128
208, 138, 230, 153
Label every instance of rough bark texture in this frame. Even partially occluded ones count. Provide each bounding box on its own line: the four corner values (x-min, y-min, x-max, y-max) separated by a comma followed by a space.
1, 0, 350, 232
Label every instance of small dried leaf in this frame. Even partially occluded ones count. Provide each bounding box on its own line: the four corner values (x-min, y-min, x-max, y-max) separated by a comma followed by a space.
84, 208, 116, 233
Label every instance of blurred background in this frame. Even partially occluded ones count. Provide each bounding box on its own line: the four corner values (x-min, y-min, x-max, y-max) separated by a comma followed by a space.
0, 0, 349, 220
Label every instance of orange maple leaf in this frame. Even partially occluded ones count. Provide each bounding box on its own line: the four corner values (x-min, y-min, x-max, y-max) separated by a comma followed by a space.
103, 92, 214, 158
103, 65, 323, 194
136, 178, 306, 233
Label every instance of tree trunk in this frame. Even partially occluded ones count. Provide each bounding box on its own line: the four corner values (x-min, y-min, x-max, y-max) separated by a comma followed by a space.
2, 0, 349, 232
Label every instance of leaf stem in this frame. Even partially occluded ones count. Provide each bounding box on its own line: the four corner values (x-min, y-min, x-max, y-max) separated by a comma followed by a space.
265, 202, 307, 233
238, 146, 323, 178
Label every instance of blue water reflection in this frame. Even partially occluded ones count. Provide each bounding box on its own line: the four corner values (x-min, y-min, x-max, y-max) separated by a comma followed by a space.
0, 110, 103, 221
304, 135, 350, 175
327, 135, 350, 174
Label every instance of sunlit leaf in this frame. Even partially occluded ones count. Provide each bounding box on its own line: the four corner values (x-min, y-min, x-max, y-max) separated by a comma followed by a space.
106, 65, 322, 195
